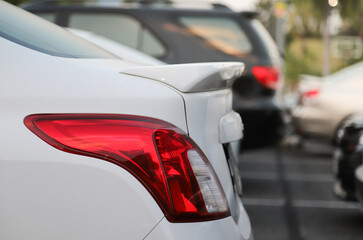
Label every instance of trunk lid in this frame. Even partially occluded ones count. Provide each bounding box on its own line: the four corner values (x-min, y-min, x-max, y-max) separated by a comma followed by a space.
121, 62, 246, 224
120, 62, 244, 93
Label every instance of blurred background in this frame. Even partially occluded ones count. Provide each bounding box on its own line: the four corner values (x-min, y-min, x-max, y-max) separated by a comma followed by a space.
7, 0, 363, 92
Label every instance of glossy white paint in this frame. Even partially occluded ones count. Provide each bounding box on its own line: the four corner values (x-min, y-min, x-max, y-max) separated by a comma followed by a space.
121, 62, 244, 93
0, 38, 187, 132
0, 157, 164, 240
220, 111, 244, 144
180, 89, 251, 240
0, 37, 184, 240
120, 59, 250, 239
0, 3, 252, 239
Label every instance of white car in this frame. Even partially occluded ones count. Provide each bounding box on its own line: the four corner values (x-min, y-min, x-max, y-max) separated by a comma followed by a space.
293, 62, 363, 143
0, 2, 252, 240
67, 28, 165, 66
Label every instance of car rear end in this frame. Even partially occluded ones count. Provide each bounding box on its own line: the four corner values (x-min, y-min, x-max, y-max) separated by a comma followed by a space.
121, 62, 252, 239
180, 89, 252, 240
1, 3, 252, 239
141, 85, 252, 240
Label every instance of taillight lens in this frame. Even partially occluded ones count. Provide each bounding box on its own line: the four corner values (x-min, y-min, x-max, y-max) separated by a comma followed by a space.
252, 66, 280, 90
24, 114, 230, 222
301, 89, 320, 105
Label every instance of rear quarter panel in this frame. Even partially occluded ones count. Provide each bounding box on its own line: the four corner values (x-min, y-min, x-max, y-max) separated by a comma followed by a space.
0, 37, 188, 239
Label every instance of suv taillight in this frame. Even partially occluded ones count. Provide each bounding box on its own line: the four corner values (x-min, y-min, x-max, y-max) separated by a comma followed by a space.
24, 114, 230, 222
252, 66, 280, 90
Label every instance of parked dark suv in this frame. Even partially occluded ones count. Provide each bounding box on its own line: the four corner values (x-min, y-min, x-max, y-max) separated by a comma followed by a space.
23, 0, 285, 147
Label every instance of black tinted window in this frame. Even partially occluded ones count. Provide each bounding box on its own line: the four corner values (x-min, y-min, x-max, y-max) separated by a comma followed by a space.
36, 12, 56, 22
179, 16, 252, 57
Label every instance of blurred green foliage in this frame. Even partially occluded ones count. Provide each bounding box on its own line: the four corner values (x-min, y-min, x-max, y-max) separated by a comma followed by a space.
256, 0, 363, 90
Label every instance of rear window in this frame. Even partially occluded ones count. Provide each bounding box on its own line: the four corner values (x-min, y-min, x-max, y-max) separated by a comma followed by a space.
179, 16, 252, 57
250, 19, 280, 61
0, 2, 115, 59
69, 13, 166, 57
36, 12, 57, 22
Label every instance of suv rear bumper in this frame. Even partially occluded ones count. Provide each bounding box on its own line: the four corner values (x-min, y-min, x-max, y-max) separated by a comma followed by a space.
233, 96, 285, 147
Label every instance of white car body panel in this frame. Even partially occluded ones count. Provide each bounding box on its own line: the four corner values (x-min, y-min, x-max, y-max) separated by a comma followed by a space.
120, 63, 250, 237
181, 89, 251, 239
0, 157, 164, 240
0, 3, 251, 239
0, 37, 180, 238
0, 37, 184, 239
220, 111, 244, 144
121, 62, 244, 93
182, 90, 236, 208
0, 38, 187, 132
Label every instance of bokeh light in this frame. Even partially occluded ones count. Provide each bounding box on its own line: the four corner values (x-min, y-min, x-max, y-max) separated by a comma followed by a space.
328, 0, 339, 7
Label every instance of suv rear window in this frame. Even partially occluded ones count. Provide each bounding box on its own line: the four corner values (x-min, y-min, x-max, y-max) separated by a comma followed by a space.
69, 13, 166, 57
36, 12, 56, 22
0, 2, 115, 59
179, 16, 252, 57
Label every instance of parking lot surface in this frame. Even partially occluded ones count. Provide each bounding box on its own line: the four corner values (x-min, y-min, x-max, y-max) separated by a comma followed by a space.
239, 145, 363, 240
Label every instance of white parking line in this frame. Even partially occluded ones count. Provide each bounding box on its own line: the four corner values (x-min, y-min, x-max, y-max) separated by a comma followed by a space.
292, 200, 359, 209
239, 158, 330, 166
282, 160, 331, 166
241, 172, 279, 180
241, 172, 333, 182
242, 198, 359, 210
238, 158, 277, 165
242, 198, 286, 207
284, 173, 333, 182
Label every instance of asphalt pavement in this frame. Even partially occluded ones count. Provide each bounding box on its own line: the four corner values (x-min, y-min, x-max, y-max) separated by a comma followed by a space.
239, 144, 363, 240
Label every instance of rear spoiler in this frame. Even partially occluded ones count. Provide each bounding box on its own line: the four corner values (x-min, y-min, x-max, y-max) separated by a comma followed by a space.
120, 62, 244, 93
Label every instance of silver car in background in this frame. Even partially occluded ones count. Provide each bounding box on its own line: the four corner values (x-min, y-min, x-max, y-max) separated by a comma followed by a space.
293, 62, 363, 144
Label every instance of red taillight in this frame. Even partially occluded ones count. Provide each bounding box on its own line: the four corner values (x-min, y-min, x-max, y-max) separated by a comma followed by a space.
301, 89, 320, 105
24, 114, 230, 222
252, 66, 280, 90
302, 89, 319, 99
